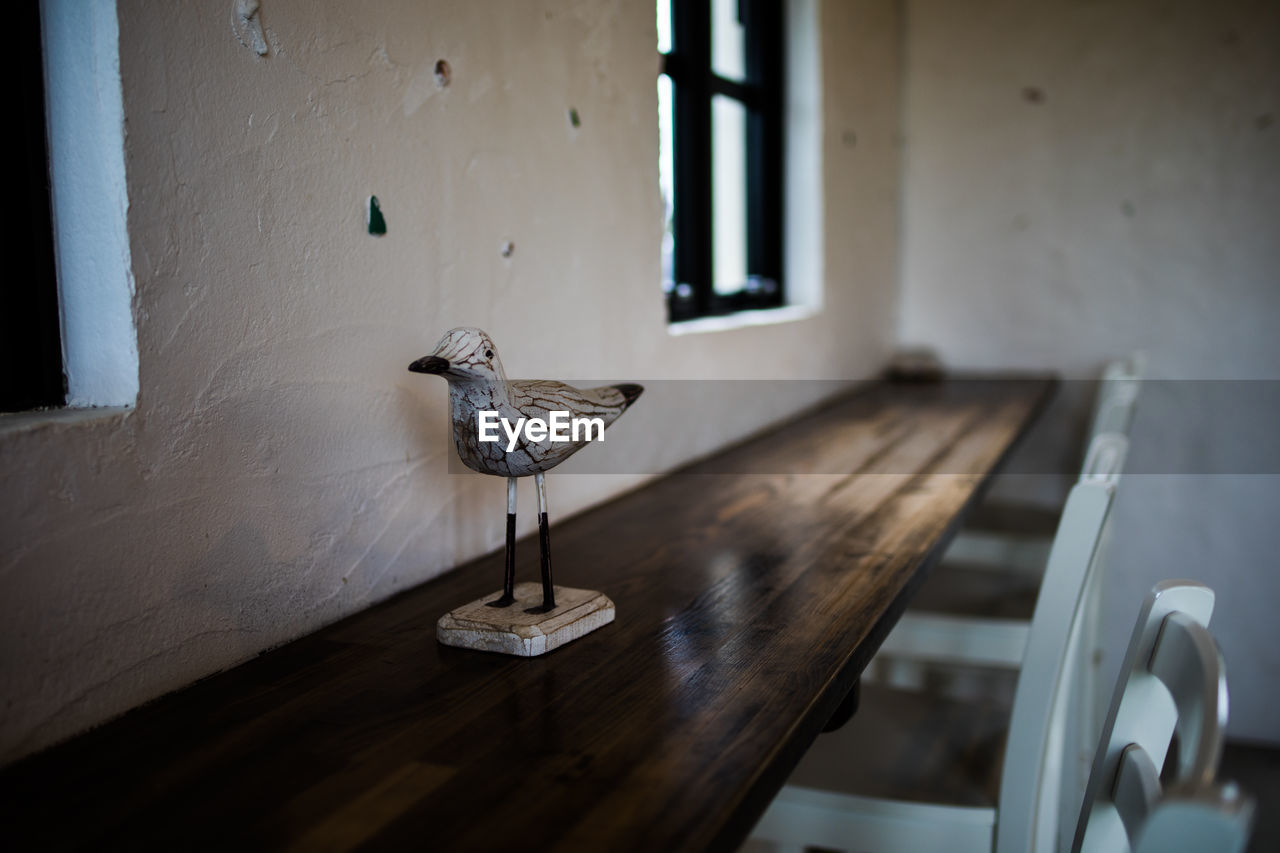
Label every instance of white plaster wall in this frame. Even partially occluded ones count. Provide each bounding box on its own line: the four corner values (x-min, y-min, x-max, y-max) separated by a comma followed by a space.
0, 0, 902, 763
899, 0, 1280, 741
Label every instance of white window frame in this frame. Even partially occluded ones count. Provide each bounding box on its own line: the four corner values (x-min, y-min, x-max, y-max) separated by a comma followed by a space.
41, 0, 138, 408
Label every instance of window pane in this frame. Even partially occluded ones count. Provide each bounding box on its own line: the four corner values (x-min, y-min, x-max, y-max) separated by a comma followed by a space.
656, 0, 671, 54
712, 94, 748, 296
658, 74, 676, 294
712, 0, 745, 81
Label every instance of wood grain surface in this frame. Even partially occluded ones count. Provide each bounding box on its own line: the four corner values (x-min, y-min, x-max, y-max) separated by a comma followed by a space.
0, 377, 1054, 852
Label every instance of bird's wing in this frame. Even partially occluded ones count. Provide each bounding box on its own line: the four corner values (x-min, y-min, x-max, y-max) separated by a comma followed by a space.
508, 380, 631, 427
492, 380, 642, 474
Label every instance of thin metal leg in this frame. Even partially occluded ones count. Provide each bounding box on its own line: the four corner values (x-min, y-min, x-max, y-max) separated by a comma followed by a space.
526, 472, 556, 613
487, 478, 518, 608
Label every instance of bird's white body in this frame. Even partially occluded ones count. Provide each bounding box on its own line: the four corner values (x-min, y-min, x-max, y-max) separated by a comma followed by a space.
409, 326, 642, 615
411, 327, 641, 477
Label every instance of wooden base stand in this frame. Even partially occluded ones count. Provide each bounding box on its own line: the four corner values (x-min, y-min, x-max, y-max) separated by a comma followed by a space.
436, 582, 615, 657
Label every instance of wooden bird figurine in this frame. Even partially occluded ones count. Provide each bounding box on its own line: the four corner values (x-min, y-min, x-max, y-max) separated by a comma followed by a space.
409, 327, 642, 614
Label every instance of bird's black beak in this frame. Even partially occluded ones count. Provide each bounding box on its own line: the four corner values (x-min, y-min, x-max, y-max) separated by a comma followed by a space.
408, 355, 449, 374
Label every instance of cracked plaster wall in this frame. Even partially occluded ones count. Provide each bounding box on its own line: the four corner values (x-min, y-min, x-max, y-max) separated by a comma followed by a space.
0, 0, 902, 763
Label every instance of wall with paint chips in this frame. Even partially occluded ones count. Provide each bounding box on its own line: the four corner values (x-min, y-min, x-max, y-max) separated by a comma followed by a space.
898, 0, 1280, 742
0, 0, 903, 763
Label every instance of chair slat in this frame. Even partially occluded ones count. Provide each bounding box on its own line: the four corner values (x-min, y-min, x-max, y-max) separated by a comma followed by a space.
1146, 612, 1228, 790
1112, 744, 1161, 845
1131, 785, 1255, 853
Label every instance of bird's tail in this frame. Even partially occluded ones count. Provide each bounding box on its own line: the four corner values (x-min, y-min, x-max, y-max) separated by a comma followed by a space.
612, 384, 644, 410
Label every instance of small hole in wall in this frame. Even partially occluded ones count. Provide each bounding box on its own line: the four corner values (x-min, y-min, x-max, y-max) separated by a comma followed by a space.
1022, 86, 1045, 104
500, 241, 515, 258
434, 59, 452, 88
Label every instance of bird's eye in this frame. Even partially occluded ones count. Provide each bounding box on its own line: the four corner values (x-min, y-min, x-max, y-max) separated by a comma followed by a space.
485, 349, 494, 359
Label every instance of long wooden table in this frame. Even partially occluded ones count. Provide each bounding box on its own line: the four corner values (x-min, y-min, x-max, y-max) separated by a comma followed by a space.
0, 377, 1054, 852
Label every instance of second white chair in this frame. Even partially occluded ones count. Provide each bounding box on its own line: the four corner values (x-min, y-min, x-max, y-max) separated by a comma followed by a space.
748, 478, 1118, 852
748, 575, 1255, 853
872, 355, 1145, 679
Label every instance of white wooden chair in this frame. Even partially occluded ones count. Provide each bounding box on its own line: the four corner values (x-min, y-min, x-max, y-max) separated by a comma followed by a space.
868, 431, 1130, 831
870, 358, 1143, 695
874, 432, 1129, 673
747, 573, 1256, 853
747, 478, 1118, 853
1088, 355, 1147, 439
1071, 580, 1255, 853
946, 353, 1146, 573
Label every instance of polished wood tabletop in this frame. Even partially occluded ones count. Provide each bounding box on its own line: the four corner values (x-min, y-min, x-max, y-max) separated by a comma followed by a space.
0, 377, 1054, 852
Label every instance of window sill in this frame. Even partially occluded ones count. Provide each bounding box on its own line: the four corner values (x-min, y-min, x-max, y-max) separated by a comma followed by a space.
0, 405, 132, 437
666, 304, 819, 337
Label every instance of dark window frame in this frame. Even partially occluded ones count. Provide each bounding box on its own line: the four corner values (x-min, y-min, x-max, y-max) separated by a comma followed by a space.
661, 0, 785, 323
4, 3, 65, 412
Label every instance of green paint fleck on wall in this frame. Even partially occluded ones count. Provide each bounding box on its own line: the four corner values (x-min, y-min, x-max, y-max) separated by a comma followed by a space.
568, 107, 581, 128
368, 195, 387, 236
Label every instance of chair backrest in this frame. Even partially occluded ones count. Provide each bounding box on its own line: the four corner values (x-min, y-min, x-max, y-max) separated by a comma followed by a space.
1080, 433, 1128, 486
1052, 431, 1130, 849
1087, 354, 1145, 441
1070, 581, 1253, 853
994, 479, 1117, 852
